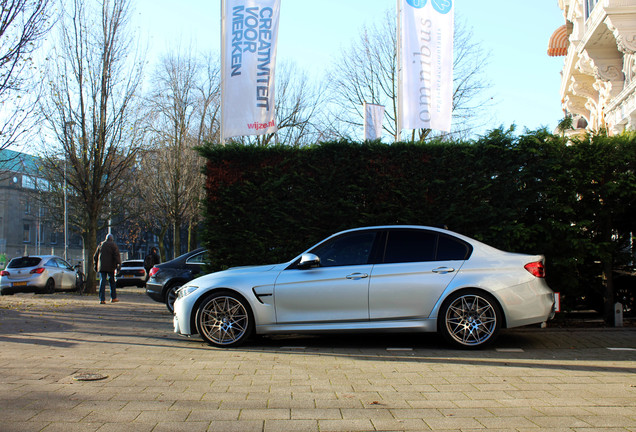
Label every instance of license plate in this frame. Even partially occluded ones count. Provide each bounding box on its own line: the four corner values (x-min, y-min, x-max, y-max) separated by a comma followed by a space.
12, 281, 27, 287
124, 275, 134, 278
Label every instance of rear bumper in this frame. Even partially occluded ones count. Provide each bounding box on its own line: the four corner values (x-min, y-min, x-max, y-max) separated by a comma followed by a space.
116, 277, 145, 287
1, 279, 46, 294
145, 281, 164, 302
501, 281, 556, 328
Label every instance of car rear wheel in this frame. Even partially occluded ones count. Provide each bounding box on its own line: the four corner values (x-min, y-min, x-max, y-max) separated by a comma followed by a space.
195, 291, 253, 348
44, 278, 55, 294
439, 290, 501, 349
165, 283, 182, 313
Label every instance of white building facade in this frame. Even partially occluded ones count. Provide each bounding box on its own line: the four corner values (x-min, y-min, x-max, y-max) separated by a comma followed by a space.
550, 0, 636, 134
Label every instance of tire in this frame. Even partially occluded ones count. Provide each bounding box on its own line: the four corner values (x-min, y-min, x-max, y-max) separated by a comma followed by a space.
165, 283, 182, 313
195, 291, 253, 348
439, 290, 502, 349
76, 273, 86, 295
44, 278, 55, 294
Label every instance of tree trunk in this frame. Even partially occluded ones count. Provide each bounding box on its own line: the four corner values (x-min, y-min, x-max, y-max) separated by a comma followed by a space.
188, 220, 197, 251
173, 218, 181, 260
85, 216, 99, 294
158, 224, 168, 262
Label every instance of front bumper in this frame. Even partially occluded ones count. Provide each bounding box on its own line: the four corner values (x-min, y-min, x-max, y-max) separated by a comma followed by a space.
173, 294, 196, 336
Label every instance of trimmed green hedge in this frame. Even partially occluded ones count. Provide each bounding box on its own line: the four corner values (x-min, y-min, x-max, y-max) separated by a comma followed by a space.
199, 129, 636, 312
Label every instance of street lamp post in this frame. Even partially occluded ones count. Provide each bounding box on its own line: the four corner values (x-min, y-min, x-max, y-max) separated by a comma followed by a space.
63, 121, 75, 262
64, 155, 67, 261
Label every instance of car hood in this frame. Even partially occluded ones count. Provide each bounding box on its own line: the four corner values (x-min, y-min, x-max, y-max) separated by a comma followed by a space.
187, 263, 284, 287
225, 264, 279, 274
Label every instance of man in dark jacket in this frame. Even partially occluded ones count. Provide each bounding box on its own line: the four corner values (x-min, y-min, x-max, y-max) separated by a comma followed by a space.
93, 233, 122, 304
144, 247, 161, 282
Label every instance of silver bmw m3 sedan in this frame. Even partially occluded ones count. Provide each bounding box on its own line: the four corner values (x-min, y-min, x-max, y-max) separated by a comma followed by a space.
173, 226, 556, 349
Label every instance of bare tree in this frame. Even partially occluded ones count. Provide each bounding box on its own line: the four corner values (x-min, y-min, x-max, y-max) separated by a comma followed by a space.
0, 0, 54, 156
141, 49, 213, 258
231, 61, 326, 147
194, 52, 222, 145
327, 10, 493, 142
38, 0, 145, 293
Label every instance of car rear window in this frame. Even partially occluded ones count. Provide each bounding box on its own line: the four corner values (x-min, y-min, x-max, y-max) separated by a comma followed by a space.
437, 234, 472, 260
8, 257, 42, 268
121, 261, 143, 268
186, 252, 208, 265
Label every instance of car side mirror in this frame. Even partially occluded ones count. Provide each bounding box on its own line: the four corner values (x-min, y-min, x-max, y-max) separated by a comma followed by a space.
297, 253, 320, 269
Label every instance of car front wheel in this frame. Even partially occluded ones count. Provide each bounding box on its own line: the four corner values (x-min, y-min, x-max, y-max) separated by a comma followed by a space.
165, 283, 182, 313
195, 291, 253, 348
439, 290, 501, 349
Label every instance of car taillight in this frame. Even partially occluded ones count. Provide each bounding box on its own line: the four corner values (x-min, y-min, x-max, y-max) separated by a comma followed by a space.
524, 261, 545, 278
149, 267, 159, 278
136, 269, 145, 276
30, 267, 45, 274
0, 270, 9, 276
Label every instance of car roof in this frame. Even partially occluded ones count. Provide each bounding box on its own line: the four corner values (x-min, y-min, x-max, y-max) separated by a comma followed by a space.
318, 225, 501, 254
329, 225, 465, 240
10, 255, 59, 261
157, 247, 206, 266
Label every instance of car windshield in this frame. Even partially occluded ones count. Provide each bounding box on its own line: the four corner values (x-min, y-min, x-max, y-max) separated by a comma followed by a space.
8, 257, 42, 268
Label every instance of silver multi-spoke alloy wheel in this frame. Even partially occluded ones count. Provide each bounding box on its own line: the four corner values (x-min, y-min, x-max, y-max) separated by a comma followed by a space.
441, 291, 501, 348
196, 292, 252, 347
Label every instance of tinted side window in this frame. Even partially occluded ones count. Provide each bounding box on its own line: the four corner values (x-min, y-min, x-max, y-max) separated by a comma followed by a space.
383, 230, 436, 263
186, 252, 208, 265
437, 235, 471, 260
311, 232, 376, 267
58, 259, 72, 269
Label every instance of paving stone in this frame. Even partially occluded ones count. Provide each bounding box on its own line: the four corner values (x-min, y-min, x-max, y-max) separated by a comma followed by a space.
1, 290, 635, 432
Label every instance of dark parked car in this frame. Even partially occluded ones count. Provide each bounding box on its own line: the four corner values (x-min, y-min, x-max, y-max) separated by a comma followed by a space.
115, 260, 146, 288
145, 248, 208, 312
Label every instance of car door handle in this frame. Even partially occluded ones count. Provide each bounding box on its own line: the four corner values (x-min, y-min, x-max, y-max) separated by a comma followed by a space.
346, 273, 369, 280
432, 267, 455, 274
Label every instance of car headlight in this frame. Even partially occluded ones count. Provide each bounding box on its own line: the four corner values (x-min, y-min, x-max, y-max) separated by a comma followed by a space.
177, 285, 199, 299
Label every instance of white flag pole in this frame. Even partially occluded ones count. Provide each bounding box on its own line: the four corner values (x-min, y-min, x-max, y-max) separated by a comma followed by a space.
220, 0, 226, 145
396, 0, 402, 143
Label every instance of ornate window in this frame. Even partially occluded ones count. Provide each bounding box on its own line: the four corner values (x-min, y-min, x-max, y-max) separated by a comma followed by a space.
584, 0, 599, 19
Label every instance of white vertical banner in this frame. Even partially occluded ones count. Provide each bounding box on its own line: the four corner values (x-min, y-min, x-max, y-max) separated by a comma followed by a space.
398, 0, 454, 133
221, 0, 280, 141
364, 103, 385, 141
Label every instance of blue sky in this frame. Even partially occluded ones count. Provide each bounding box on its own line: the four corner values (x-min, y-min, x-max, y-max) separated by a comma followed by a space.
135, 0, 566, 138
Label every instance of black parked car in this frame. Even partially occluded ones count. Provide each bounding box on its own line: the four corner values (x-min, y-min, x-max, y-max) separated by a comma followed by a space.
145, 248, 209, 312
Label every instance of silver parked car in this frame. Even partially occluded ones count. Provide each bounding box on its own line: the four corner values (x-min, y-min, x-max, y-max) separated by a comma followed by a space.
173, 226, 556, 349
0, 255, 79, 295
